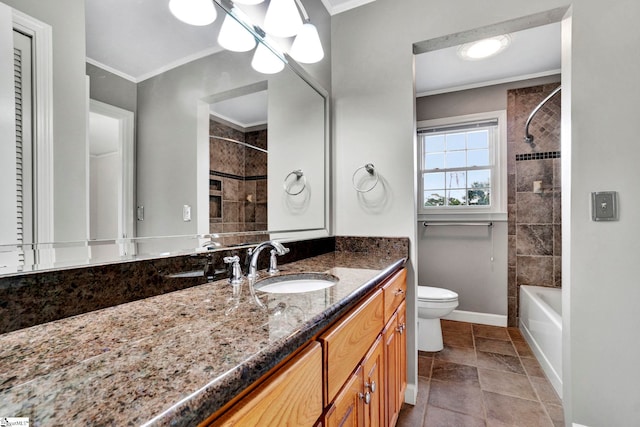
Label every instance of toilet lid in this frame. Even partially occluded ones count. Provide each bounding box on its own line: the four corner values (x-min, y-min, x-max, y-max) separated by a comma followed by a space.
418, 286, 458, 302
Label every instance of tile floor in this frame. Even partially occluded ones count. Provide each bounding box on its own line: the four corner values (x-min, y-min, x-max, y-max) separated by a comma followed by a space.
397, 320, 564, 427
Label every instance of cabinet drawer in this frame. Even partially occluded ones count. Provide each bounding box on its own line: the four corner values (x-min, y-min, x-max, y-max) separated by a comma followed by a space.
319, 289, 384, 404
209, 342, 323, 426
383, 269, 407, 324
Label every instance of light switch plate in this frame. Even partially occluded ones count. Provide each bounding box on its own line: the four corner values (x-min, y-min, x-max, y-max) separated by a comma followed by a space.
591, 191, 618, 221
183, 204, 191, 222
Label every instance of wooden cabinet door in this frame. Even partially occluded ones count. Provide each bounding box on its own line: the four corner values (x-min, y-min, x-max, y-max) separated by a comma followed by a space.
320, 289, 383, 404
383, 312, 399, 427
325, 366, 364, 427
209, 342, 323, 426
382, 269, 407, 324
397, 300, 407, 414
362, 336, 384, 427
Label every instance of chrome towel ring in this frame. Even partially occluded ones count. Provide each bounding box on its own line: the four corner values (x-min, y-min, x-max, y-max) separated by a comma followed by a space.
352, 163, 379, 193
283, 169, 306, 196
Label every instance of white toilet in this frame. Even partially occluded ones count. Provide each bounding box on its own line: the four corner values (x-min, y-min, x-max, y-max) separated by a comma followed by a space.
417, 286, 459, 352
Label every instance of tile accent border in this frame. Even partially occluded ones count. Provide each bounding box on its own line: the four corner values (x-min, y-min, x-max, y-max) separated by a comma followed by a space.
515, 151, 561, 161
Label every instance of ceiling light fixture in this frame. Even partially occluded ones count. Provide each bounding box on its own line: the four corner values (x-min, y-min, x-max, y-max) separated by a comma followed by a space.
457, 35, 511, 60
168, 0, 217, 26
217, 8, 257, 52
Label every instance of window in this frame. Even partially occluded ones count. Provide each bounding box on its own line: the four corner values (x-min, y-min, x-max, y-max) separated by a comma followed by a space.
417, 111, 506, 215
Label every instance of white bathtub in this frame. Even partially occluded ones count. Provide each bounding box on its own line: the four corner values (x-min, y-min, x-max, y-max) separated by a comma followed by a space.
519, 285, 562, 398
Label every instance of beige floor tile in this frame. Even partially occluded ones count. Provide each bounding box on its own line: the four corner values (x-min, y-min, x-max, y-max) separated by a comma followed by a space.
476, 351, 525, 375
434, 345, 477, 366
478, 368, 537, 401
483, 391, 553, 427
443, 331, 475, 349
428, 379, 485, 418
441, 319, 473, 333
418, 355, 433, 378
431, 359, 479, 385
530, 376, 562, 405
513, 340, 535, 358
424, 405, 486, 427
475, 337, 517, 356
473, 324, 511, 341
521, 356, 547, 378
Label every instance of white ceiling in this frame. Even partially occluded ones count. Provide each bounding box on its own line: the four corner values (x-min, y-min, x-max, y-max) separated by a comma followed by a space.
210, 90, 268, 129
320, 0, 376, 15
416, 22, 561, 96
85, 1, 560, 103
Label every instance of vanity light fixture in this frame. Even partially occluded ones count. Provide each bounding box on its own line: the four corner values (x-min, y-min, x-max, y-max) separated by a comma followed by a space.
264, 0, 303, 38
457, 34, 511, 60
170, 0, 325, 74
251, 41, 286, 74
217, 8, 257, 52
169, 0, 217, 26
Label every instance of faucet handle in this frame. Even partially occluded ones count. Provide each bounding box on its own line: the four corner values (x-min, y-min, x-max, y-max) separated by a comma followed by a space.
223, 256, 243, 285
267, 250, 280, 275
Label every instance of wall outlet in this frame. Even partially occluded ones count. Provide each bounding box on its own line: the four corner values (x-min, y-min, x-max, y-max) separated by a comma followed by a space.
183, 204, 191, 222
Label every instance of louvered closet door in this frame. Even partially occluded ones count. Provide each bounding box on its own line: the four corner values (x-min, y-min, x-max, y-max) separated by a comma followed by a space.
13, 29, 34, 268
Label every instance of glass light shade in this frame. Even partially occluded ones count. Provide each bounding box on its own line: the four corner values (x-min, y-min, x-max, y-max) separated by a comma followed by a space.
263, 0, 303, 38
251, 43, 285, 74
457, 35, 511, 60
217, 13, 256, 52
290, 22, 324, 63
233, 0, 264, 4
169, 0, 217, 26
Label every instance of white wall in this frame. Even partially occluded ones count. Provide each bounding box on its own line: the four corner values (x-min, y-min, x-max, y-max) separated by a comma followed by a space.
332, 0, 640, 424
268, 69, 325, 232
89, 153, 118, 240
2, 0, 87, 243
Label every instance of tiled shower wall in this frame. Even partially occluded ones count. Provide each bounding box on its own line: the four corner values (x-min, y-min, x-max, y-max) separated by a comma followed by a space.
507, 83, 562, 327
209, 119, 268, 245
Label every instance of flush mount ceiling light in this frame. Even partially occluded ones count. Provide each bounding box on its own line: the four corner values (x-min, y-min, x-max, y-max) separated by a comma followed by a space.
217, 8, 257, 52
264, 0, 303, 38
457, 34, 511, 60
169, 0, 217, 26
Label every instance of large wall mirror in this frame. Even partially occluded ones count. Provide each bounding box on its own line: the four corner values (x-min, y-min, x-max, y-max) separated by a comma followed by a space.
0, 0, 329, 275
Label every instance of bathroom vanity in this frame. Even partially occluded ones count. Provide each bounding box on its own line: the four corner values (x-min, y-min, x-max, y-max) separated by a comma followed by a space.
0, 243, 407, 426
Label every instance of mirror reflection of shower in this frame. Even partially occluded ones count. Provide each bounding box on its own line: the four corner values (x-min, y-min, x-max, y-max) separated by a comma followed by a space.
208, 87, 268, 246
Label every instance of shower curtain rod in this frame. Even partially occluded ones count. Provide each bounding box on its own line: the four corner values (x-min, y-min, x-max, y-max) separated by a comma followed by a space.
524, 85, 561, 144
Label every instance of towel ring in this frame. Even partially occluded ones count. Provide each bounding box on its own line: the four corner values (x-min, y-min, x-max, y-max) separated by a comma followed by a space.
352, 163, 379, 193
283, 169, 306, 196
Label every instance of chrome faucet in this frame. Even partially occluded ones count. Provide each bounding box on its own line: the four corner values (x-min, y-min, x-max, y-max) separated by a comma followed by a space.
247, 241, 290, 279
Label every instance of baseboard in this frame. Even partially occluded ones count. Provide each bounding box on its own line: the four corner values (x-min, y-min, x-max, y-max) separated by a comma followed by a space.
573, 424, 589, 427
404, 383, 417, 405
443, 309, 507, 327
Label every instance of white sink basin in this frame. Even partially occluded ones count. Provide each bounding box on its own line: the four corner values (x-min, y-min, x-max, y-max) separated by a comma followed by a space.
255, 273, 338, 294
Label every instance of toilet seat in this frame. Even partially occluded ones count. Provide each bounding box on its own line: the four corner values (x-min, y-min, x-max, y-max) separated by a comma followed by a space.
418, 286, 458, 302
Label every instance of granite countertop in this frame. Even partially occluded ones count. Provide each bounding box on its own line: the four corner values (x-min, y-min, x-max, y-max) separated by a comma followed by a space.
0, 251, 405, 426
